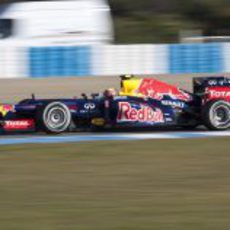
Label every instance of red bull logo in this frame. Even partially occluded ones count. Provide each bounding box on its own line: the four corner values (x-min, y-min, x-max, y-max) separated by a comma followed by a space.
138, 79, 191, 101
117, 102, 164, 123
0, 104, 15, 117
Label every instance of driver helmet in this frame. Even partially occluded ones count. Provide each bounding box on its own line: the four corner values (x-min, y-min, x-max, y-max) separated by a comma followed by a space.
103, 88, 117, 98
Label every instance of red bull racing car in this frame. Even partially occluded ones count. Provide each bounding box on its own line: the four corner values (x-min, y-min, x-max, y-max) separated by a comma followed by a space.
0, 75, 230, 134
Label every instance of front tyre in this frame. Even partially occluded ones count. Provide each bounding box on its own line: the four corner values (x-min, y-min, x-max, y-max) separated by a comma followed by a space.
202, 100, 230, 130
38, 102, 71, 134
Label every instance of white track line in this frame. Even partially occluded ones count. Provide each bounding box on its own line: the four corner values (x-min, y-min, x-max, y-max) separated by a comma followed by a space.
0, 131, 229, 145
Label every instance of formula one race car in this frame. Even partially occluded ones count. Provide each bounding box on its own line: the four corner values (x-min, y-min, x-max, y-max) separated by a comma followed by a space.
0, 75, 230, 134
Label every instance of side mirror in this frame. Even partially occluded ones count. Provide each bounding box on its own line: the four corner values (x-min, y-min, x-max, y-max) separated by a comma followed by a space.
81, 93, 88, 100
91, 93, 99, 98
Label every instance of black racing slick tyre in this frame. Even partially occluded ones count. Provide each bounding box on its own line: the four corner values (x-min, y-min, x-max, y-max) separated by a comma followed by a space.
37, 102, 72, 134
202, 100, 230, 130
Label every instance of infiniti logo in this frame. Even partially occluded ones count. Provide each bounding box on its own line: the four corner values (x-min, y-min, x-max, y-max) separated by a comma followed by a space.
84, 103, 96, 110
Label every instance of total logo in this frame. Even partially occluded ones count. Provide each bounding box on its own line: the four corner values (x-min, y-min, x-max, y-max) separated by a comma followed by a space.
4, 119, 34, 130
117, 102, 164, 123
208, 90, 230, 98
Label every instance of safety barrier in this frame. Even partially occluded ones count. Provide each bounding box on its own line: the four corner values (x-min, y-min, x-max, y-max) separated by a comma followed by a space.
0, 42, 229, 78
0, 45, 28, 78
29, 46, 91, 78
223, 43, 230, 73
169, 43, 223, 74
92, 45, 168, 75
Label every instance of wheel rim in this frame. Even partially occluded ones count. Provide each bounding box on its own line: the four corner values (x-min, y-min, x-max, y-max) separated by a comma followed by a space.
44, 106, 69, 131
212, 104, 230, 128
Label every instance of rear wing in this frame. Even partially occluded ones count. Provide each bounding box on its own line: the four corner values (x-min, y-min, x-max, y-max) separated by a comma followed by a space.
193, 76, 230, 102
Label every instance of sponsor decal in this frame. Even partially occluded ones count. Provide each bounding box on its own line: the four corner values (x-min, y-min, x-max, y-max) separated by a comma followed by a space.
91, 118, 105, 126
209, 90, 230, 98
206, 87, 230, 101
67, 105, 78, 113
138, 79, 191, 101
79, 110, 88, 114
117, 102, 164, 123
161, 100, 185, 108
208, 79, 230, 86
208, 80, 218, 86
84, 103, 96, 110
3, 119, 34, 130
0, 104, 15, 117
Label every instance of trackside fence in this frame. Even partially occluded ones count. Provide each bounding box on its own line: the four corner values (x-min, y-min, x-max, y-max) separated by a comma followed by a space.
0, 42, 229, 78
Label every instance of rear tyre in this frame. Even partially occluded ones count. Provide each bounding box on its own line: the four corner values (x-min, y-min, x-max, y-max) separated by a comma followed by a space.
202, 100, 230, 130
37, 102, 71, 134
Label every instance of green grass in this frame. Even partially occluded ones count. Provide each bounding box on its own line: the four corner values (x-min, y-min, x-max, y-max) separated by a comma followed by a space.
0, 138, 230, 230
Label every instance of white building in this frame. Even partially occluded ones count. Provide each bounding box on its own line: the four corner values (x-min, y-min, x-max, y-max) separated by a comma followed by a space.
0, 0, 113, 45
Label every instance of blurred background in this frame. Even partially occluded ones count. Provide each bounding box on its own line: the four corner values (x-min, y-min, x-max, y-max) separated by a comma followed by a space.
0, 0, 229, 78
110, 0, 230, 44
0, 0, 230, 43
